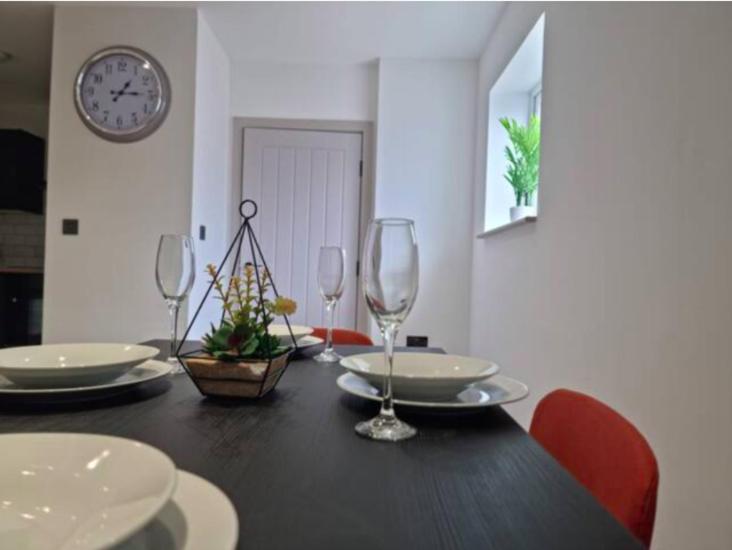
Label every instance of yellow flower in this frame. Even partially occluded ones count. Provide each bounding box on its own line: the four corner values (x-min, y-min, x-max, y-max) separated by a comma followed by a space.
271, 296, 297, 316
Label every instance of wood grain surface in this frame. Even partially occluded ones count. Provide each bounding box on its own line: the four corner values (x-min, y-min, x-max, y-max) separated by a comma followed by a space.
0, 341, 642, 550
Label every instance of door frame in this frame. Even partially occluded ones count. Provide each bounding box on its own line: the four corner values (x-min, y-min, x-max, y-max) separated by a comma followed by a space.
231, 117, 375, 334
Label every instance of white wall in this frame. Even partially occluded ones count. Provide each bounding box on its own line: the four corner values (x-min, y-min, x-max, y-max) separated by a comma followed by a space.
188, 13, 232, 339
470, 4, 732, 549
230, 61, 377, 122
376, 59, 476, 353
43, 6, 198, 343
0, 103, 49, 138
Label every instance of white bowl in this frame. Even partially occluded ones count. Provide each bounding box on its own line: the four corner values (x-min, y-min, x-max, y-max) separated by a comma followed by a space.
340, 352, 500, 401
0, 433, 177, 550
268, 324, 313, 346
0, 344, 159, 388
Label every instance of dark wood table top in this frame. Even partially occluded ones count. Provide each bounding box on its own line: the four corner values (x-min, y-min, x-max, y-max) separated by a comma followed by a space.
0, 341, 642, 550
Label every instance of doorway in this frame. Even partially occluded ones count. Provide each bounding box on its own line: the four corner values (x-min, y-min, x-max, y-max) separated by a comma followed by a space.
235, 120, 373, 331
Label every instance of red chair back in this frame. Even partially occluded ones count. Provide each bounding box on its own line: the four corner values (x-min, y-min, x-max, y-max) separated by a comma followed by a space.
311, 328, 374, 346
530, 389, 658, 547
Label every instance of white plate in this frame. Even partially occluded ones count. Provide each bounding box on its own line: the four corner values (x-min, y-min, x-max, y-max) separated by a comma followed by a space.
295, 335, 324, 350
0, 433, 177, 550
340, 352, 500, 400
119, 470, 238, 550
0, 360, 171, 397
0, 344, 159, 388
337, 372, 529, 409
268, 324, 313, 346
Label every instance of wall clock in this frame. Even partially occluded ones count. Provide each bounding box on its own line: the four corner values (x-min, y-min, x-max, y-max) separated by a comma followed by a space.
74, 46, 171, 142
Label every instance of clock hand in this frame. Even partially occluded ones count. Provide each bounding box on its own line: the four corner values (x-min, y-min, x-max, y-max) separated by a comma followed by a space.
111, 90, 141, 101
109, 81, 132, 102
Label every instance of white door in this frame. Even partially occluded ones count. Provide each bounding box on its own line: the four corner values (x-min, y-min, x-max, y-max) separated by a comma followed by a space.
240, 127, 363, 329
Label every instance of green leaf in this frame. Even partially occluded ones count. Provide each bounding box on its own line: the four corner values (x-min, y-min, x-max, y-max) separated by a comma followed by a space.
241, 335, 259, 356
501, 115, 541, 202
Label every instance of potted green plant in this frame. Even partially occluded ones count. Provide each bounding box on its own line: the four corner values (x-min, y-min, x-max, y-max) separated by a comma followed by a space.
180, 263, 298, 399
500, 115, 541, 221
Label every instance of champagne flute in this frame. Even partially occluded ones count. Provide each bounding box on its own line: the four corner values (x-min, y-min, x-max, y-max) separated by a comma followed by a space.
155, 234, 195, 373
356, 219, 419, 441
315, 246, 346, 363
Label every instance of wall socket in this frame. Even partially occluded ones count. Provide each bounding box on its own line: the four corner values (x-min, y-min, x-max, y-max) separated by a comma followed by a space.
62, 219, 79, 235
406, 335, 429, 347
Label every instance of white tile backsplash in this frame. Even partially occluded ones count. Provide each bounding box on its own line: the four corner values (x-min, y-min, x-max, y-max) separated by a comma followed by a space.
0, 211, 45, 269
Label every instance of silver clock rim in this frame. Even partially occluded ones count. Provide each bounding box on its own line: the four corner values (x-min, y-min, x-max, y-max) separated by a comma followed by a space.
74, 45, 171, 143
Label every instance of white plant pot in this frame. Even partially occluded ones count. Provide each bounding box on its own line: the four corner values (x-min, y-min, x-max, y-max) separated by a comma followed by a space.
510, 206, 536, 222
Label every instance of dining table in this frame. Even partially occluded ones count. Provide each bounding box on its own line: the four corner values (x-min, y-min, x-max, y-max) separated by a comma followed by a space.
0, 340, 643, 550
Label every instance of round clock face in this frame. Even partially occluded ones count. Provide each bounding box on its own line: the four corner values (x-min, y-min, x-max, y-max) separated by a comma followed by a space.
74, 46, 170, 142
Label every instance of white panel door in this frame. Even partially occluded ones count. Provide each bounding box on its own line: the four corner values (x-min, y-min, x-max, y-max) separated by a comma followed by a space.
240, 127, 363, 329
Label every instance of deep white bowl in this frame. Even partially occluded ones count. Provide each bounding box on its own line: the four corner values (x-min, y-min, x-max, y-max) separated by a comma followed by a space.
0, 344, 159, 388
340, 352, 500, 401
0, 433, 177, 550
268, 324, 313, 346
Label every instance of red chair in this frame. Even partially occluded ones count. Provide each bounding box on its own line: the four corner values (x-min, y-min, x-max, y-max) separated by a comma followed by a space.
530, 389, 659, 547
311, 328, 373, 346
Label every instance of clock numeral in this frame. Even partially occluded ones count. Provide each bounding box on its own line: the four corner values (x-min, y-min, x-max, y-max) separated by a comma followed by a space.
105, 64, 113, 75
116, 115, 124, 128
117, 60, 127, 72
85, 86, 95, 96
143, 103, 148, 114
133, 65, 139, 76
147, 90, 158, 101
131, 112, 138, 124
92, 74, 103, 84
91, 100, 99, 112
103, 110, 109, 123
142, 75, 150, 85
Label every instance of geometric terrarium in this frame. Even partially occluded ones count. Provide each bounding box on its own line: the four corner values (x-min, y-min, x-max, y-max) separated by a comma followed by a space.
176, 200, 298, 399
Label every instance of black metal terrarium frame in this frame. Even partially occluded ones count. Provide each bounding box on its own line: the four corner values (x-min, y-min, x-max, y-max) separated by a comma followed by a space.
175, 200, 298, 397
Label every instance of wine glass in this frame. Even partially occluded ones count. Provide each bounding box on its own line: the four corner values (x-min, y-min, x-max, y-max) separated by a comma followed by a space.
155, 234, 195, 373
356, 219, 419, 441
315, 246, 346, 363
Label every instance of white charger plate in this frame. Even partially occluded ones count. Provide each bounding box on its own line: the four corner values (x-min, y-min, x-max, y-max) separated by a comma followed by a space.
340, 352, 500, 401
0, 360, 171, 398
119, 470, 238, 550
0, 344, 159, 388
268, 324, 313, 346
337, 372, 529, 409
295, 335, 324, 350
0, 433, 177, 550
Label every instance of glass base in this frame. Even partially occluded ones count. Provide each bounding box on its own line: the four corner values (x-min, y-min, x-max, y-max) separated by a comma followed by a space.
355, 413, 417, 442
166, 356, 185, 375
314, 348, 342, 363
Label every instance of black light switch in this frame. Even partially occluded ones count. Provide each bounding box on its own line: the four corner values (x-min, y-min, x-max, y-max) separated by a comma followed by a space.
62, 219, 79, 235
407, 335, 429, 347
199, 225, 206, 240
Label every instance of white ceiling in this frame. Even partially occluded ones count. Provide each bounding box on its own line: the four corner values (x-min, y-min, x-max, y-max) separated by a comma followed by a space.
0, 3, 53, 104
0, 2, 505, 105
202, 2, 506, 64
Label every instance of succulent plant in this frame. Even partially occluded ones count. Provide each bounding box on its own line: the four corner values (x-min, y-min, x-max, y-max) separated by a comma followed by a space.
201, 264, 296, 360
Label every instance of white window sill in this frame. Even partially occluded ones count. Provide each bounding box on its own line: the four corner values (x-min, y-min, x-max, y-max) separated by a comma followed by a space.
476, 215, 537, 239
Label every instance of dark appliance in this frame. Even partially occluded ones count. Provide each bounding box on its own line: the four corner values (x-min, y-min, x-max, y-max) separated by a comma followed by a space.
0, 273, 43, 347
0, 129, 45, 214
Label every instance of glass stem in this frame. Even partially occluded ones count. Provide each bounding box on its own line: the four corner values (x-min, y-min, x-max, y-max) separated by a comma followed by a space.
325, 300, 335, 352
380, 323, 398, 421
168, 300, 180, 359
